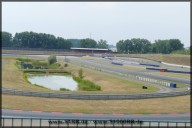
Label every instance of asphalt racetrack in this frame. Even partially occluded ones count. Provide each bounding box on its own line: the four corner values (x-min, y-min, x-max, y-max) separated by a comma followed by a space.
2, 109, 190, 122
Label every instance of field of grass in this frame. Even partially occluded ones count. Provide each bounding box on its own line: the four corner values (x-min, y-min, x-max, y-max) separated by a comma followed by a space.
116, 54, 190, 66
148, 71, 190, 79
2, 55, 190, 114
2, 95, 190, 114
2, 56, 158, 94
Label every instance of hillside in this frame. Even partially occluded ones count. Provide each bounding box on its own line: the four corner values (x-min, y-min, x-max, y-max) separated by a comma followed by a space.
115, 54, 190, 66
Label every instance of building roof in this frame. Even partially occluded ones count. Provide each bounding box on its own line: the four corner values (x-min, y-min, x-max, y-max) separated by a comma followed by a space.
71, 47, 109, 51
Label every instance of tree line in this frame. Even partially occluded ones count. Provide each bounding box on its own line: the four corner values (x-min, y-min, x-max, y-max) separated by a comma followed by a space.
116, 38, 184, 54
2, 31, 186, 54
2, 31, 109, 49
2, 31, 72, 49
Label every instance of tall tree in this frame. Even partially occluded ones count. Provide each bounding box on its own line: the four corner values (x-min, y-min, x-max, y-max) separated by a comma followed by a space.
116, 40, 125, 53
97, 39, 108, 49
2, 31, 13, 47
168, 39, 184, 52
79, 38, 97, 48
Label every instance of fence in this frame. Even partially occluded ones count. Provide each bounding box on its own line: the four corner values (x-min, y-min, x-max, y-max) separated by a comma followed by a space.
146, 68, 192, 74
1, 117, 191, 127
2, 47, 70, 52
1, 88, 189, 100
75, 60, 188, 88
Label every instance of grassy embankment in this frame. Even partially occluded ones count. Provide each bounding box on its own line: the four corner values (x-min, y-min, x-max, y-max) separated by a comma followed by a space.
2, 56, 158, 94
2, 56, 190, 114
81, 57, 189, 88
16, 57, 101, 91
2, 94, 190, 114
115, 54, 190, 66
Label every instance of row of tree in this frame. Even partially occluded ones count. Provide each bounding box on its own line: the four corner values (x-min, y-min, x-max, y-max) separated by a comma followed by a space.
2, 31, 186, 54
2, 31, 109, 49
2, 31, 72, 49
116, 38, 184, 54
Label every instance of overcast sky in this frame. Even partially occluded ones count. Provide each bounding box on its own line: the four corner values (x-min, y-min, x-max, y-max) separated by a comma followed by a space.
2, 2, 190, 47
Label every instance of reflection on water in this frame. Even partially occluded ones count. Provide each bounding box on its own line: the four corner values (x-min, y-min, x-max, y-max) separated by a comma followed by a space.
27, 74, 78, 91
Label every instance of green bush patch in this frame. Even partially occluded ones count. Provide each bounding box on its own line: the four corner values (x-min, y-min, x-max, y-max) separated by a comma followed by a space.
73, 76, 101, 91
60, 88, 70, 91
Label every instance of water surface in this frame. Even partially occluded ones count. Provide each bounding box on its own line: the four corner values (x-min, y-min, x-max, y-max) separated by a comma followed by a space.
27, 74, 78, 91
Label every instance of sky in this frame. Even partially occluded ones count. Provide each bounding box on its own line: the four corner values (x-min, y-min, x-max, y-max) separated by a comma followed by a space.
2, 2, 190, 47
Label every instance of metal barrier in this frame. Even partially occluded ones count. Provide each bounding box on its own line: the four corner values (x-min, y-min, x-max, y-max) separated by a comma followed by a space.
1, 117, 191, 127
1, 88, 190, 100
2, 47, 70, 52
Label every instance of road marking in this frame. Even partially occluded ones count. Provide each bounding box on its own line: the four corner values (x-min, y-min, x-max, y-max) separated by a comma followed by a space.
72, 113, 83, 115
150, 114, 160, 115
113, 114, 124, 116
93, 113, 103, 116
132, 114, 142, 116
170, 112, 178, 115
13, 110, 22, 112
32, 110, 42, 113
52, 112, 62, 114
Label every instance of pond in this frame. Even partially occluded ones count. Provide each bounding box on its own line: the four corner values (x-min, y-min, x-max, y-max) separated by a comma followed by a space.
27, 74, 78, 91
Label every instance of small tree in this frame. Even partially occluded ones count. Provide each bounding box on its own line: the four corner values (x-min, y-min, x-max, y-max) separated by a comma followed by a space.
64, 63, 68, 67
78, 68, 84, 79
48, 54, 57, 65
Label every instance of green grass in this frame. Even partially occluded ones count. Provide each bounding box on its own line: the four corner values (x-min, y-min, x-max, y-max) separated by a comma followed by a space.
47, 63, 61, 69
3, 56, 159, 94
22, 72, 30, 84
60, 88, 70, 91
33, 84, 48, 89
16, 57, 32, 62
23, 70, 46, 74
16, 57, 61, 69
73, 76, 101, 91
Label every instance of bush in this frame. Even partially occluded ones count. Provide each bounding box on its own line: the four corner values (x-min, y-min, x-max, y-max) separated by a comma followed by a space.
48, 54, 57, 65
47, 63, 60, 69
16, 58, 32, 62
60, 88, 70, 91
64, 63, 68, 67
78, 68, 84, 79
73, 76, 101, 91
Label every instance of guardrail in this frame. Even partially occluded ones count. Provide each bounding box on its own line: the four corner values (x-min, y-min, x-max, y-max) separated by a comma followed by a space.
1, 88, 190, 100
1, 117, 191, 127
2, 47, 71, 52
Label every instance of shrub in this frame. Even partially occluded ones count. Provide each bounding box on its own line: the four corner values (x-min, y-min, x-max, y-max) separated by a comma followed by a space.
64, 63, 68, 67
48, 54, 57, 65
73, 76, 101, 91
16, 58, 32, 62
60, 88, 70, 91
78, 68, 84, 79
47, 63, 60, 69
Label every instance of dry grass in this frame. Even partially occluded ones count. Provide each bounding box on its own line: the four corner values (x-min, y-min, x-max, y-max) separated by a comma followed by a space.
116, 54, 190, 66
147, 71, 190, 79
112, 65, 145, 71
65, 63, 158, 94
2, 56, 158, 94
2, 49, 85, 56
2, 95, 190, 114
2, 56, 190, 114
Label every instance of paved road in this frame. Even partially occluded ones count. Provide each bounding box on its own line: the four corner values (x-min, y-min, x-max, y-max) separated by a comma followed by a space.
70, 58, 190, 84
2, 109, 190, 122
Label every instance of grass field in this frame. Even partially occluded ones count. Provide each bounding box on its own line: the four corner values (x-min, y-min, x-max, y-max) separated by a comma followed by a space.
148, 71, 190, 79
116, 54, 190, 66
3, 50, 190, 66
2, 95, 190, 114
2, 55, 190, 114
2, 56, 158, 94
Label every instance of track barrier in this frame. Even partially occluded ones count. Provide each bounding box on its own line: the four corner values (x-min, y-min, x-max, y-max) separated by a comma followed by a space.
1, 88, 189, 100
